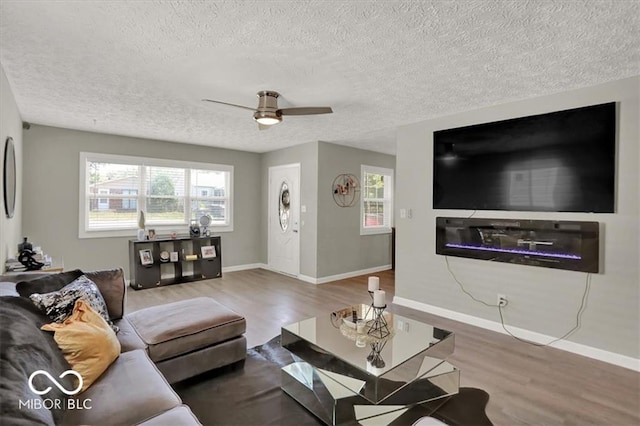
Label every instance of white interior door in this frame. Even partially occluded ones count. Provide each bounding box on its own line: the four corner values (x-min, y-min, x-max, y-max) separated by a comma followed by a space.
268, 164, 300, 276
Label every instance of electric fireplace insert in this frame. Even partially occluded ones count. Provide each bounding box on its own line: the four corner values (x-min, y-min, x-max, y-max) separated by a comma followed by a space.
436, 217, 599, 273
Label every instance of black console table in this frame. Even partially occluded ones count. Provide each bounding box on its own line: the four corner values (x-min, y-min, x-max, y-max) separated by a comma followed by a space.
128, 236, 222, 290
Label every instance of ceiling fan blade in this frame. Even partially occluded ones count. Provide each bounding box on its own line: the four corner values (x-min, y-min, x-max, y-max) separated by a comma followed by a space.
202, 99, 255, 111
258, 123, 271, 131
278, 107, 333, 116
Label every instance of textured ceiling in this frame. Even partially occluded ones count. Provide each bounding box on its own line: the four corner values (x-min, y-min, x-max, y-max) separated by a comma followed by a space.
0, 1, 638, 155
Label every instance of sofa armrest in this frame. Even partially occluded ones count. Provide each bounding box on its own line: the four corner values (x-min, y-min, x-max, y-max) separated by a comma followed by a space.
84, 268, 126, 320
0, 281, 19, 296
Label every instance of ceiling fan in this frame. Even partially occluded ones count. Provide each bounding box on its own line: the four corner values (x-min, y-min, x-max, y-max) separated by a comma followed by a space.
202, 90, 333, 130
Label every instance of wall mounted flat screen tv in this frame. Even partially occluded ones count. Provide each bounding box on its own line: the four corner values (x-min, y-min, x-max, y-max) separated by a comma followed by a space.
433, 102, 616, 212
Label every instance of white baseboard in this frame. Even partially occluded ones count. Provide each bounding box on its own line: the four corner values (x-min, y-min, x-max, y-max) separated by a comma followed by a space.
258, 264, 391, 285
300, 265, 393, 285
392, 296, 640, 372
222, 263, 265, 273
297, 274, 319, 284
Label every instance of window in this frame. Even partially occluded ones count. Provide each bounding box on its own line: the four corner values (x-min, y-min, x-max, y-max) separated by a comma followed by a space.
361, 165, 394, 235
79, 153, 233, 238
122, 189, 137, 210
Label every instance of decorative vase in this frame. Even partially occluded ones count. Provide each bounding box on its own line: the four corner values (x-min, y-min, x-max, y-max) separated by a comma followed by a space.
18, 237, 33, 253
137, 228, 146, 241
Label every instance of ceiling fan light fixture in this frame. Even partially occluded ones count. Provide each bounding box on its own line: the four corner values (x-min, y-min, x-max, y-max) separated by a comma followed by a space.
203, 90, 333, 130
253, 111, 281, 126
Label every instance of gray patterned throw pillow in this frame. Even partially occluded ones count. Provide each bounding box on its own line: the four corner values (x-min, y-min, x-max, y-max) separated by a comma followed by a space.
29, 275, 119, 333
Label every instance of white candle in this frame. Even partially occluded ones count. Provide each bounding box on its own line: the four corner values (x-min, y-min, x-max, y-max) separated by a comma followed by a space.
373, 290, 386, 307
368, 276, 380, 292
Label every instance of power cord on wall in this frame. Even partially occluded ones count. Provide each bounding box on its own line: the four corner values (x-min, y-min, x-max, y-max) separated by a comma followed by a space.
445, 256, 498, 308
444, 256, 592, 347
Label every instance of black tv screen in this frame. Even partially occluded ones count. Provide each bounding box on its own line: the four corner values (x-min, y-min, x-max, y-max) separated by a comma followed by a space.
433, 102, 616, 213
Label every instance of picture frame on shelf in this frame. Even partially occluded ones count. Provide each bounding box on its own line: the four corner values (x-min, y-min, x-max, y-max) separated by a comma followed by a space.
201, 245, 216, 259
170, 251, 179, 262
147, 229, 156, 240
139, 249, 153, 265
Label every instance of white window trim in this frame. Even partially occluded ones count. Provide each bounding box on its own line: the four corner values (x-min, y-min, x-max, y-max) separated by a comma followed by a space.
360, 164, 394, 236
79, 152, 234, 239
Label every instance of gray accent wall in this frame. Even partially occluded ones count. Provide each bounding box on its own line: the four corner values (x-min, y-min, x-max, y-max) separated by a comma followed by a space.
22, 125, 262, 275
261, 141, 319, 278
316, 142, 395, 278
0, 65, 23, 266
395, 77, 639, 359
260, 141, 396, 280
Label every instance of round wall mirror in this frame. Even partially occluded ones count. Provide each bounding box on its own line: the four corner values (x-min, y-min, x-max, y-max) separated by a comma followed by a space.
3, 137, 16, 218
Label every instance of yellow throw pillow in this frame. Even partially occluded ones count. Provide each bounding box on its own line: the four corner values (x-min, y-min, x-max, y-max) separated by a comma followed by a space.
42, 299, 121, 392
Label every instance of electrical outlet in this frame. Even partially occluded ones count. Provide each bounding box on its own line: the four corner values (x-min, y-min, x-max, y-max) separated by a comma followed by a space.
397, 320, 410, 332
497, 294, 508, 307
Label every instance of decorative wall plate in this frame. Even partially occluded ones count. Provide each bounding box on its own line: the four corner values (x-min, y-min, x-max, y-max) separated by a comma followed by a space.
332, 174, 359, 207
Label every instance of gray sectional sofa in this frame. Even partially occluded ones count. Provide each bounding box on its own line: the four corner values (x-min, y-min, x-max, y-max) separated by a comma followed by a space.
0, 268, 247, 425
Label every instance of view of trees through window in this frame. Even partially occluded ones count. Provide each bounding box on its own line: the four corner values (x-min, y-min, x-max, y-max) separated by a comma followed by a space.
361, 165, 393, 233
85, 158, 230, 231
363, 173, 385, 226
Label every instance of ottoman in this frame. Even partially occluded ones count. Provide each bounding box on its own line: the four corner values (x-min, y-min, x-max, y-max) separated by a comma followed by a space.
126, 297, 246, 383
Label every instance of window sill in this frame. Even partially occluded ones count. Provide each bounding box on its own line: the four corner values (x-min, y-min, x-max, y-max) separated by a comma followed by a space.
360, 227, 392, 236
79, 225, 234, 239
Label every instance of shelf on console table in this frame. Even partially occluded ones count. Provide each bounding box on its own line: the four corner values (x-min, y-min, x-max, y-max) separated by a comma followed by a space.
128, 236, 221, 290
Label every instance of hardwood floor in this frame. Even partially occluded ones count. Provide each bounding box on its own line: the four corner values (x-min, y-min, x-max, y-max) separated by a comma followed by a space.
126, 268, 640, 425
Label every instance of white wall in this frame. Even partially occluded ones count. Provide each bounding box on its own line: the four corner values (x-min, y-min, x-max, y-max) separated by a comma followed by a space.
395, 77, 639, 362
0, 64, 23, 267
22, 125, 262, 275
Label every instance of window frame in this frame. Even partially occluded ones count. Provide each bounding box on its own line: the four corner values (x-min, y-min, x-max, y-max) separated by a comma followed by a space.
79, 152, 234, 238
360, 164, 394, 236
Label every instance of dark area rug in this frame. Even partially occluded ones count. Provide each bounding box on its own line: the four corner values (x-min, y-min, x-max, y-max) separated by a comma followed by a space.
174, 337, 492, 426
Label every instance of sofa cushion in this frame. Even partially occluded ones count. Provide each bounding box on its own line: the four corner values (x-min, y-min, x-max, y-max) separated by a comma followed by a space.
84, 268, 126, 320
114, 316, 147, 353
61, 350, 182, 426
137, 404, 201, 425
29, 275, 118, 332
14, 268, 126, 321
126, 297, 246, 362
41, 300, 121, 392
15, 269, 83, 298
0, 296, 73, 425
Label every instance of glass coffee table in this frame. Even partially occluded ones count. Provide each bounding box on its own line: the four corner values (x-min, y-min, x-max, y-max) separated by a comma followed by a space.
281, 304, 459, 425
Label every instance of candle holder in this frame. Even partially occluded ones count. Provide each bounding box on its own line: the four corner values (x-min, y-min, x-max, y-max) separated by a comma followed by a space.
364, 291, 374, 320
366, 339, 387, 368
367, 305, 390, 339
